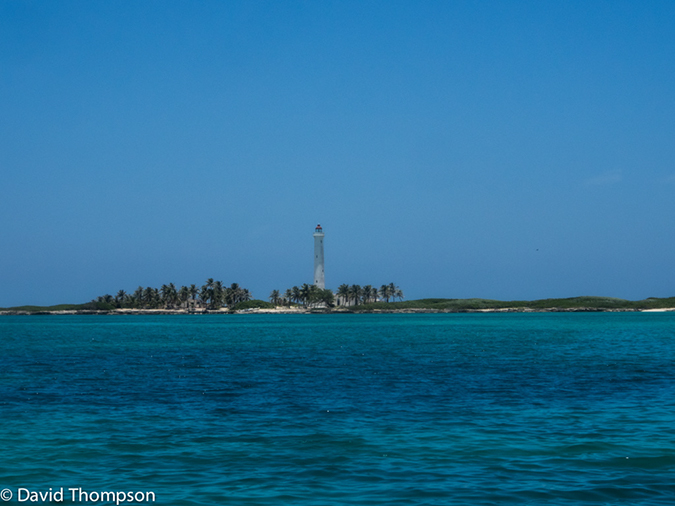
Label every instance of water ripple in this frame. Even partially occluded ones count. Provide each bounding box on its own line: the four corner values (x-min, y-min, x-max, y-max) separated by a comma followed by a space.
0, 313, 674, 505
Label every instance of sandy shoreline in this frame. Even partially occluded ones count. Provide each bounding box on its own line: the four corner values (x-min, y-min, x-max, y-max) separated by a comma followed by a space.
2, 307, 675, 316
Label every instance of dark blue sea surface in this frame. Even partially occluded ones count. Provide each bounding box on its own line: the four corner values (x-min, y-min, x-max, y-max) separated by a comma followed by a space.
1, 313, 674, 505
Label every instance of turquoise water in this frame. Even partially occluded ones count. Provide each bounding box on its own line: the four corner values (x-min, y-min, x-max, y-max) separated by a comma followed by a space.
1, 313, 674, 505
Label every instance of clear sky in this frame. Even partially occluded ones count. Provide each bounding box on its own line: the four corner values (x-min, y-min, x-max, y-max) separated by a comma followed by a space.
1, 1, 674, 306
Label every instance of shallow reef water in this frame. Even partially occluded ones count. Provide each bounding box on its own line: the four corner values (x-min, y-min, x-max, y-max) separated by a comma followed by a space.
1, 313, 674, 505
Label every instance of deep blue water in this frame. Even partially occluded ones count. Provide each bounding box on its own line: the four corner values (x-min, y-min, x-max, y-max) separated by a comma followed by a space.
0, 313, 674, 505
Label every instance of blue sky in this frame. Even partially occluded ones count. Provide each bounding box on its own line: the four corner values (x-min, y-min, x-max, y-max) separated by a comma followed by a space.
1, 1, 674, 306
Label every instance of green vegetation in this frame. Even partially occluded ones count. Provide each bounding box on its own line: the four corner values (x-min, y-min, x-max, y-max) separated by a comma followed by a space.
91, 279, 252, 310
270, 282, 402, 308
3, 294, 675, 314
271, 284, 335, 307
80, 301, 116, 311
0, 304, 86, 312
335, 283, 403, 306
231, 300, 275, 311
351, 296, 675, 311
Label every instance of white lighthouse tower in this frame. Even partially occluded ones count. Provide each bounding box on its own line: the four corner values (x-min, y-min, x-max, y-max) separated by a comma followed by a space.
313, 224, 325, 289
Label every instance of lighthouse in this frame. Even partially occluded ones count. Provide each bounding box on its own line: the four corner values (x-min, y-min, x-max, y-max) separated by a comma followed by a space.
313, 224, 325, 289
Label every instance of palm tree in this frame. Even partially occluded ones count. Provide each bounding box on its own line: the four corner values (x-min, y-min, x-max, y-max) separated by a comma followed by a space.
93, 279, 256, 311
362, 285, 373, 305
291, 286, 301, 305
213, 280, 224, 308
115, 290, 127, 307
169, 283, 178, 307
160, 284, 169, 306
229, 283, 240, 305
299, 284, 312, 307
228, 283, 248, 307
133, 286, 144, 307
269, 290, 281, 305
98, 294, 114, 305
189, 284, 199, 304
379, 284, 391, 303
178, 286, 190, 308
336, 284, 349, 306
318, 288, 335, 307
200, 284, 211, 308
284, 288, 294, 307
223, 287, 233, 308
143, 287, 155, 308
349, 285, 362, 306
388, 283, 397, 302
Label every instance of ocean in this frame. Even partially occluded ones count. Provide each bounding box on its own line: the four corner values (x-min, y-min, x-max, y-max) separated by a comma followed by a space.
0, 313, 673, 505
